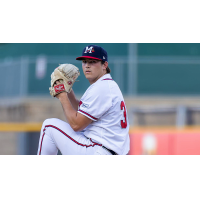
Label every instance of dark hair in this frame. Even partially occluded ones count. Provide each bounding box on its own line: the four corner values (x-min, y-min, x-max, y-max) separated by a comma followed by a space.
101, 61, 111, 74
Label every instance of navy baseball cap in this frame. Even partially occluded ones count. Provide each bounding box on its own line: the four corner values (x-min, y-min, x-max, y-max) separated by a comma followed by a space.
76, 45, 108, 61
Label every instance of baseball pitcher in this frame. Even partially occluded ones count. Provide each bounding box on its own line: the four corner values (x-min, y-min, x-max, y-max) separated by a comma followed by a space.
37, 45, 130, 155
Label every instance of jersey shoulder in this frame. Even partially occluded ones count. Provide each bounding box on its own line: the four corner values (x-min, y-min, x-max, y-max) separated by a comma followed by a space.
82, 75, 122, 101
97, 77, 119, 92
87, 77, 113, 95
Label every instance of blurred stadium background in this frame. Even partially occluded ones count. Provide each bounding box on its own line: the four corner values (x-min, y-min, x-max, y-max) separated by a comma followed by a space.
1, 43, 200, 155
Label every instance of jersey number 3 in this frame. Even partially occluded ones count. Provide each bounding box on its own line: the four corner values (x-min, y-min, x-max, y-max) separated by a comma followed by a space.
121, 101, 127, 128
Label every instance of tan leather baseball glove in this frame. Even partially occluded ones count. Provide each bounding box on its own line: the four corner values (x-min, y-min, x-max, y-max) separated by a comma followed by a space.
49, 64, 80, 97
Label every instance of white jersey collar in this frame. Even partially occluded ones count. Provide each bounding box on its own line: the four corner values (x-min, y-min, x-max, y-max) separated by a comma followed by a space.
97, 74, 112, 82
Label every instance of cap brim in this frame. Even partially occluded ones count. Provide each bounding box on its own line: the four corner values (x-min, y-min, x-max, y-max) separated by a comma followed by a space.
76, 56, 102, 61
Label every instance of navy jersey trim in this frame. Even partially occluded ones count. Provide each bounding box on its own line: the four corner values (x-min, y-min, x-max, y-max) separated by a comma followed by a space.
78, 109, 98, 120
38, 125, 102, 155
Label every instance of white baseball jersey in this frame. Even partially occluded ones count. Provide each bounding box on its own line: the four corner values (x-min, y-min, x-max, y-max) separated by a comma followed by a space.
78, 74, 130, 155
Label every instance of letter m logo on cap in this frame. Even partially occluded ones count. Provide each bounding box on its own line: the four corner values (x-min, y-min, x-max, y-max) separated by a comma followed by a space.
84, 46, 95, 53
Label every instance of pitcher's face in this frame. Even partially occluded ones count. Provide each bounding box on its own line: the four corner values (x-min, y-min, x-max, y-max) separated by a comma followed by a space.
82, 59, 107, 84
